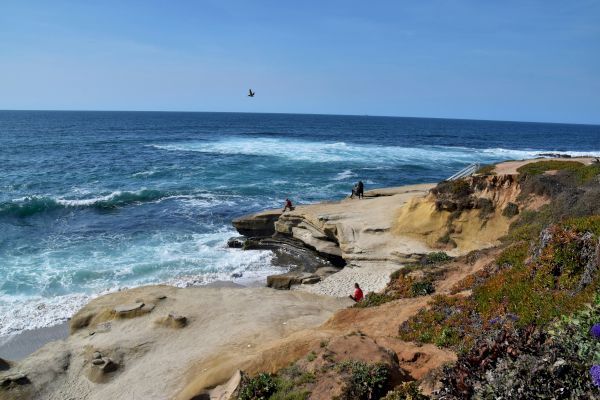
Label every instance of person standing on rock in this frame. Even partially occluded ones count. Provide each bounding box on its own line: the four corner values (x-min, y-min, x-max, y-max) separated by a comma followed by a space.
283, 198, 295, 212
349, 283, 364, 302
357, 181, 364, 199
350, 181, 364, 199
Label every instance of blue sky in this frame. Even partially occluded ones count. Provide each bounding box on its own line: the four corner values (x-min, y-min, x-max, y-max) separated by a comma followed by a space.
1, 1, 599, 124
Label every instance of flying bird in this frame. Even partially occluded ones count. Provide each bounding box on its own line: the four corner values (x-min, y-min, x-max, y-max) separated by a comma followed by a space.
248, 89, 255, 97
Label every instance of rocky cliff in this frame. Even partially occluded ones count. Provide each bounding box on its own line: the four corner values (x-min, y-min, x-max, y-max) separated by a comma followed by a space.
394, 174, 534, 254
232, 184, 435, 270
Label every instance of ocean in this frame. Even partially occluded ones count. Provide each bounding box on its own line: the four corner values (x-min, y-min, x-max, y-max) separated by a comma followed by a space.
1, 110, 599, 336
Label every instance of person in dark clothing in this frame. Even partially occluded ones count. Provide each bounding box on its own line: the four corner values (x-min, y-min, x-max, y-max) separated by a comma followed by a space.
350, 181, 365, 199
283, 198, 295, 212
356, 181, 364, 199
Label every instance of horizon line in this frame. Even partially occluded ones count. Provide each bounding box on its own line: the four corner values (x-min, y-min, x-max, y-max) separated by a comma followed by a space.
1, 109, 599, 127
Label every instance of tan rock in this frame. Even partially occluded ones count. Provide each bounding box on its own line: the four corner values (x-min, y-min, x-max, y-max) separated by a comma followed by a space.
156, 313, 188, 329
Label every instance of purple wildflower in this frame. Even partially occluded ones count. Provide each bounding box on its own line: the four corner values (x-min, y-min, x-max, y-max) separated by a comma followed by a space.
506, 313, 519, 321
489, 317, 501, 325
591, 323, 600, 338
590, 365, 600, 388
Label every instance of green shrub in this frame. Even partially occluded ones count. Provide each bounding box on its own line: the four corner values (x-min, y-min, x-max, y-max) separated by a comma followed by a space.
438, 320, 599, 399
432, 179, 473, 199
353, 292, 393, 308
410, 281, 434, 296
336, 361, 391, 400
475, 197, 495, 219
562, 215, 600, 236
382, 381, 429, 399
398, 295, 479, 353
574, 163, 600, 184
424, 251, 452, 264
502, 202, 519, 218
239, 373, 277, 400
476, 164, 496, 175
517, 160, 584, 176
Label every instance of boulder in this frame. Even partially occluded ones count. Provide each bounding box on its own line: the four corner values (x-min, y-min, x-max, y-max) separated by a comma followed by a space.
87, 357, 119, 383
227, 237, 245, 248
267, 272, 320, 290
266, 274, 294, 290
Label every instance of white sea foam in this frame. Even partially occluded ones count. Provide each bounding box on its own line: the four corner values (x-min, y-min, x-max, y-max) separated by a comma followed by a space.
332, 169, 356, 181
55, 192, 123, 207
149, 139, 600, 165
0, 293, 93, 336
0, 229, 278, 336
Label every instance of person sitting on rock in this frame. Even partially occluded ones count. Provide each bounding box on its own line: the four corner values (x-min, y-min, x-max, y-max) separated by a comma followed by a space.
349, 282, 364, 302
283, 198, 295, 212
351, 183, 359, 198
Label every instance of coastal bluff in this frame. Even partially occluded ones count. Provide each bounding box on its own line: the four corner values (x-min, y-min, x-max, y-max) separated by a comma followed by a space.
233, 184, 435, 267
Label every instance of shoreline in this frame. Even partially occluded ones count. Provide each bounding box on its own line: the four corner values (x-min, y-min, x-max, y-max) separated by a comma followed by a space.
0, 184, 436, 363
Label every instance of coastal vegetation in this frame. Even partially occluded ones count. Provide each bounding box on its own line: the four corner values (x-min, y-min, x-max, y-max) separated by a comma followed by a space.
236, 159, 600, 399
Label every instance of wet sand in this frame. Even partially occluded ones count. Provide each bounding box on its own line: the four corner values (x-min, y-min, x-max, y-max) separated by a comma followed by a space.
0, 322, 69, 361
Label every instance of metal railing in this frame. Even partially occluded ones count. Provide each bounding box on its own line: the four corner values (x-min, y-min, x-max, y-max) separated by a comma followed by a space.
446, 162, 480, 181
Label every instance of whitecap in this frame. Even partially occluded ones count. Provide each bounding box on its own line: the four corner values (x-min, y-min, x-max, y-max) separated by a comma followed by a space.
332, 170, 357, 181
149, 138, 600, 165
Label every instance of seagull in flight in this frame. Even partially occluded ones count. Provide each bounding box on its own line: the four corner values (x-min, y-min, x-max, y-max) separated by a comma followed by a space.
248, 89, 255, 97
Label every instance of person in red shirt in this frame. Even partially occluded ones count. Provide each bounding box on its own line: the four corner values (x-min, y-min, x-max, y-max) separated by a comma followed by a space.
283, 198, 295, 212
349, 282, 364, 302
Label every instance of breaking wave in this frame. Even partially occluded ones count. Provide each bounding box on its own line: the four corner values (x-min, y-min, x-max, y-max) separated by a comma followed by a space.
149, 138, 600, 165
0, 189, 174, 218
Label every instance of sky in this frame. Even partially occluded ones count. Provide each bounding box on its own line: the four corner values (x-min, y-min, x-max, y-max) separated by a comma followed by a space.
1, 1, 599, 124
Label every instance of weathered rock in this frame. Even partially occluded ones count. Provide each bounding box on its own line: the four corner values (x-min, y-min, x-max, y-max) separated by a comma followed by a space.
92, 352, 102, 360
0, 358, 9, 371
87, 356, 119, 383
315, 266, 342, 278
100, 358, 118, 373
202, 370, 242, 400
114, 302, 144, 315
266, 274, 295, 290
232, 210, 282, 237
227, 236, 246, 248
0, 373, 31, 387
156, 313, 188, 329
141, 303, 155, 313
301, 276, 321, 285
